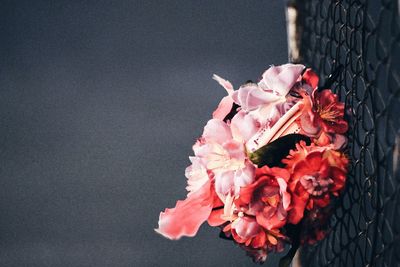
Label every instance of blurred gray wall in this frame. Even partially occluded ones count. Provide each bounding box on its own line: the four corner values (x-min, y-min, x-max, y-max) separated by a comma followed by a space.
0, 1, 288, 266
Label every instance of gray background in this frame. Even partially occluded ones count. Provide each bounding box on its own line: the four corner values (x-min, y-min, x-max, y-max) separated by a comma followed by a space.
0, 1, 288, 266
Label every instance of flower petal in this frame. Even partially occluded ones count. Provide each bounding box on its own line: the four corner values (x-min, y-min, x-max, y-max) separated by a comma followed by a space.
260, 64, 305, 96
230, 111, 259, 142
155, 181, 214, 240
213, 95, 234, 120
234, 216, 260, 239
215, 170, 235, 196
203, 119, 232, 143
277, 177, 291, 210
233, 162, 256, 195
302, 68, 319, 89
185, 157, 209, 195
207, 208, 226, 226
288, 193, 308, 224
212, 74, 234, 93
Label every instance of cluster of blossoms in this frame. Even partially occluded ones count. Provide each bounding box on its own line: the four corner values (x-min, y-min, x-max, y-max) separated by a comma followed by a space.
155, 64, 349, 264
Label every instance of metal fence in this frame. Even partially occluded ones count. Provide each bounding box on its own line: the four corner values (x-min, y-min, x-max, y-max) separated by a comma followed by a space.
286, 0, 400, 266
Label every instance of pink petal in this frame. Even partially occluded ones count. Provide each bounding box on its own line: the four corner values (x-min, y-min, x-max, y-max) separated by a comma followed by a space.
213, 95, 234, 120
230, 111, 259, 142
300, 114, 320, 136
233, 163, 256, 195
234, 216, 260, 239
332, 134, 348, 150
212, 74, 234, 93
212, 75, 235, 120
232, 85, 252, 109
203, 119, 232, 144
155, 181, 214, 240
256, 104, 281, 126
222, 139, 245, 162
185, 157, 209, 195
215, 170, 235, 196
247, 88, 281, 109
232, 84, 281, 112
260, 64, 305, 96
277, 178, 291, 210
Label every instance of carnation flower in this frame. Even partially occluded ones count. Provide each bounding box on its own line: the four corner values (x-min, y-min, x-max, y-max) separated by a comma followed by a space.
283, 142, 348, 213
222, 214, 287, 252
232, 64, 305, 126
235, 166, 291, 230
194, 119, 257, 199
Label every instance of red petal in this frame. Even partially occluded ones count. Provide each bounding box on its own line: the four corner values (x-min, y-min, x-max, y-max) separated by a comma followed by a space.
288, 193, 308, 224
155, 181, 214, 240
256, 209, 286, 230
251, 230, 267, 248
313, 194, 330, 208
302, 69, 319, 89
207, 208, 226, 226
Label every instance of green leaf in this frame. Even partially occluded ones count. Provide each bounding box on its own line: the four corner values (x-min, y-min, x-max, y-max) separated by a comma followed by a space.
249, 134, 311, 168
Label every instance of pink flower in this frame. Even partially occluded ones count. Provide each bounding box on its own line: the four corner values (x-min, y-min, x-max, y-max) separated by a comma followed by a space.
194, 119, 257, 199
230, 110, 260, 143
232, 83, 281, 113
156, 117, 259, 240
231, 64, 311, 152
259, 64, 306, 94
231, 64, 305, 126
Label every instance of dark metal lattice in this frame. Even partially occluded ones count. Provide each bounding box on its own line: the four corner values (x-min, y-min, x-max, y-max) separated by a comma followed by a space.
294, 1, 400, 266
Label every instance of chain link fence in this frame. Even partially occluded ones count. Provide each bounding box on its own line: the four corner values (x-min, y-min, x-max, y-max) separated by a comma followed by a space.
286, 0, 400, 266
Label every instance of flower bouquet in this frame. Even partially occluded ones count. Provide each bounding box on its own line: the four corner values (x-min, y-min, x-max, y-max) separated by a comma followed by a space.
155, 64, 348, 265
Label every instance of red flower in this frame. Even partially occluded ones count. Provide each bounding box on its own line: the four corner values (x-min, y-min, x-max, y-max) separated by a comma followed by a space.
315, 90, 348, 134
235, 167, 291, 231
219, 167, 290, 252
299, 89, 348, 138
300, 206, 333, 245
222, 216, 285, 249
283, 142, 348, 220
